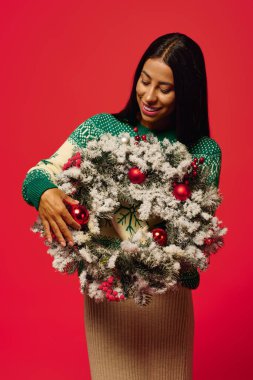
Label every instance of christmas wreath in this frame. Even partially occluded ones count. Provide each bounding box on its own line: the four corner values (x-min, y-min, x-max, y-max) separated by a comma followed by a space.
31, 131, 227, 307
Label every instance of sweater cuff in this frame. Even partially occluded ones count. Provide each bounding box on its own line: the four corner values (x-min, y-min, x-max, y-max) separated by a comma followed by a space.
26, 177, 58, 211
179, 268, 200, 289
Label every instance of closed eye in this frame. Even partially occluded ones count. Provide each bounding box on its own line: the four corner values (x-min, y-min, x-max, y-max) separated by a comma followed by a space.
141, 80, 171, 94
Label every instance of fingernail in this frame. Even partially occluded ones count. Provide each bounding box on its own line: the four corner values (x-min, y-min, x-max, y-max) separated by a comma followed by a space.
48, 238, 52, 243
61, 241, 66, 247
68, 241, 74, 247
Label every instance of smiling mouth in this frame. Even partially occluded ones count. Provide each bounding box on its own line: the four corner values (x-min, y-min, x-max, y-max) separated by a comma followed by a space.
142, 102, 162, 112
141, 102, 162, 116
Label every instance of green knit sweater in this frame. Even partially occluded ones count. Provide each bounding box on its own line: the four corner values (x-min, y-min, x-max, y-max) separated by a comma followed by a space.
22, 112, 222, 289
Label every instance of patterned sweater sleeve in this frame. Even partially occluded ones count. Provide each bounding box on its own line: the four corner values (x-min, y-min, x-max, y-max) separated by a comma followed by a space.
189, 136, 222, 188
22, 113, 104, 210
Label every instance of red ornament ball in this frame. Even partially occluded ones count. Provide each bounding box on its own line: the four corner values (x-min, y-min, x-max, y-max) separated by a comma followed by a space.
173, 183, 191, 201
204, 238, 213, 246
128, 167, 146, 184
152, 228, 168, 246
66, 203, 90, 225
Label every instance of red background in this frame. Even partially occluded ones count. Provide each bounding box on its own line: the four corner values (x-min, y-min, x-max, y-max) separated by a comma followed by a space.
1, 0, 252, 379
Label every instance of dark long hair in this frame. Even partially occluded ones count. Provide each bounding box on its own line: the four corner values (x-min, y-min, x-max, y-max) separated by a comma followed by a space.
111, 32, 210, 147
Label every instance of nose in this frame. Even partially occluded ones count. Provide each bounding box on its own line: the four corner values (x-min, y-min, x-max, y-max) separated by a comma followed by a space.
144, 87, 158, 104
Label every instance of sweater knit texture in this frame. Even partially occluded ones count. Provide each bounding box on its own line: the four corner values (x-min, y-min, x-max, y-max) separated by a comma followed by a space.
22, 112, 222, 380
22, 113, 221, 211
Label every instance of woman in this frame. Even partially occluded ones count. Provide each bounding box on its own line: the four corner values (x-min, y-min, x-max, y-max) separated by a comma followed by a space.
22, 32, 222, 379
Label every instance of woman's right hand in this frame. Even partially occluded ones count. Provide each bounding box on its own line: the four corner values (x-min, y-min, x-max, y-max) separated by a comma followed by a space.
38, 188, 82, 247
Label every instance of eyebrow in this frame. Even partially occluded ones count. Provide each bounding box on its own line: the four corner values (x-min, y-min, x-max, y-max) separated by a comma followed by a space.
141, 70, 174, 86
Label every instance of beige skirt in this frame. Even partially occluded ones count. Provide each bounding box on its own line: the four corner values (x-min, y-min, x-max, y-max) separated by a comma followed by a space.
84, 285, 194, 380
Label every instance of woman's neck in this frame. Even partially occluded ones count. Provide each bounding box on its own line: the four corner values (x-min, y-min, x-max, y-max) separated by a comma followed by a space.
136, 112, 176, 132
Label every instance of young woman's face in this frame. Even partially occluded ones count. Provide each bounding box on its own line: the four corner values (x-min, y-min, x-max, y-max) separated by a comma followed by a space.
136, 57, 176, 129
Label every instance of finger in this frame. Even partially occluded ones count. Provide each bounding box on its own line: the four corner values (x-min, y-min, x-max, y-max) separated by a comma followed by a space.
49, 219, 67, 247
53, 217, 75, 247
61, 208, 82, 230
41, 218, 52, 243
62, 195, 79, 205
